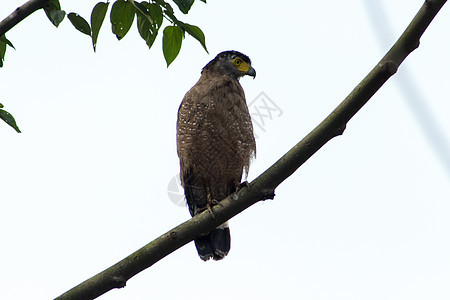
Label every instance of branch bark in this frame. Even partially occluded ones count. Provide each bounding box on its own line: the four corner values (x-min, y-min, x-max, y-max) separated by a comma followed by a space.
0, 0, 49, 37
55, 0, 447, 299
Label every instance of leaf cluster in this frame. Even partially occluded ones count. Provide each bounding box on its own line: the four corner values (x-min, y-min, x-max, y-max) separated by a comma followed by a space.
44, 0, 207, 66
0, 0, 208, 132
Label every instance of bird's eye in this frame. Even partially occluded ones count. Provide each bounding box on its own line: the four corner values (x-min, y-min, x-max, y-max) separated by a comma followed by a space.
235, 59, 241, 65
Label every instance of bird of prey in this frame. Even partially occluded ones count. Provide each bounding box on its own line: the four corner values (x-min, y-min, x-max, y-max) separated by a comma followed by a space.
177, 50, 256, 261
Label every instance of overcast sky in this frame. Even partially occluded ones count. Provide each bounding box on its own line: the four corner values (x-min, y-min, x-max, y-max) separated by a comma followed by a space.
1, 0, 450, 299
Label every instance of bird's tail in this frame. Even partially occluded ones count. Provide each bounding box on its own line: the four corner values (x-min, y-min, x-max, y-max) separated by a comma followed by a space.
195, 222, 230, 261
182, 171, 232, 260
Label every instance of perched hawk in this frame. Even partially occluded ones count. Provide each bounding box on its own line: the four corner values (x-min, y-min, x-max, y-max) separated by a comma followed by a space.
177, 50, 256, 261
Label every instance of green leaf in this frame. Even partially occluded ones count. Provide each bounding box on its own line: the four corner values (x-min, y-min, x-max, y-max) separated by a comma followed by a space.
44, 0, 65, 27
0, 40, 6, 68
162, 25, 183, 67
0, 108, 21, 133
173, 0, 194, 14
110, 0, 135, 40
46, 10, 66, 27
45, 0, 61, 11
68, 13, 92, 36
136, 2, 159, 49
147, 3, 163, 28
91, 2, 109, 52
132, 1, 152, 23
0, 35, 15, 50
183, 23, 207, 52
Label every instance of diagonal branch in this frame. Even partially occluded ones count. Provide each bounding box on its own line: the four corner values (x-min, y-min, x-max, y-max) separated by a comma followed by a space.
54, 0, 447, 299
0, 0, 49, 37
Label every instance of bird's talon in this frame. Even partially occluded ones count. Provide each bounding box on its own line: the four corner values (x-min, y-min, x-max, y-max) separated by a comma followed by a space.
236, 181, 249, 192
210, 199, 223, 207
196, 199, 222, 219
206, 204, 216, 219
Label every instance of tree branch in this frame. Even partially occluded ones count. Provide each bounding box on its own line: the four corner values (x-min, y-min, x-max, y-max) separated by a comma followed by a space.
54, 0, 447, 299
0, 0, 49, 37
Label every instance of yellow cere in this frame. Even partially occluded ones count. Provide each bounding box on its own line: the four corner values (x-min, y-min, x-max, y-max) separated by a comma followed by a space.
232, 57, 251, 73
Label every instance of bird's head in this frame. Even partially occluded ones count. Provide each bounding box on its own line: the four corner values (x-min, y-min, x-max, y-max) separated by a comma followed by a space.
202, 50, 256, 79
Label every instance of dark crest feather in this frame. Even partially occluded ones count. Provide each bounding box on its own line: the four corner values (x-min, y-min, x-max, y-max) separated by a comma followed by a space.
202, 50, 251, 73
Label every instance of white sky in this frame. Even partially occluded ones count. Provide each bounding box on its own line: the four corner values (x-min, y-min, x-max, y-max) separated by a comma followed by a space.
1, 0, 450, 299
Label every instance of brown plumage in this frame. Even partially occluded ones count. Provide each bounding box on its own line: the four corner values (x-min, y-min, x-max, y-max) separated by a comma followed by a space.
177, 50, 256, 261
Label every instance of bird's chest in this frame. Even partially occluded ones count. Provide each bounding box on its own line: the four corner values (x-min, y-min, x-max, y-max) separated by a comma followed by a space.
182, 80, 253, 159
197, 100, 246, 144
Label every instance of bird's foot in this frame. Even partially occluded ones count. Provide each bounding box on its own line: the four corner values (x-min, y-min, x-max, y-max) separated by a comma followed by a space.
206, 199, 223, 218
195, 199, 222, 219
236, 181, 249, 192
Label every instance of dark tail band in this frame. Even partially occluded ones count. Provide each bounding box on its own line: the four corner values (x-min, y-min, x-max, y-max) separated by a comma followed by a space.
195, 224, 230, 261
